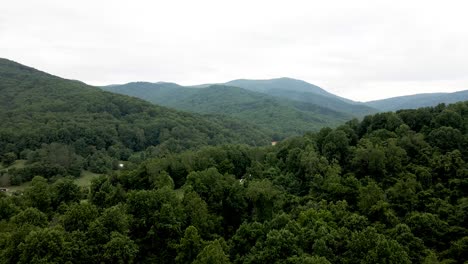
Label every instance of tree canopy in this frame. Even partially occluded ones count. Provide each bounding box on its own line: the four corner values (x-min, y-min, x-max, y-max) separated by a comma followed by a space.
0, 100, 467, 263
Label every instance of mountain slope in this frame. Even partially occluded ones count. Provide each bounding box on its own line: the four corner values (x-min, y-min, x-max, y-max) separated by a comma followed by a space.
103, 83, 352, 137
265, 89, 377, 116
102, 81, 198, 105
366, 90, 468, 111
224, 78, 377, 116
0, 58, 270, 167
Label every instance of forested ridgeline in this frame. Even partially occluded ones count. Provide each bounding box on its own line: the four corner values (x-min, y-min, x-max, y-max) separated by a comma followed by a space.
0, 101, 467, 263
103, 80, 372, 138
0, 58, 270, 184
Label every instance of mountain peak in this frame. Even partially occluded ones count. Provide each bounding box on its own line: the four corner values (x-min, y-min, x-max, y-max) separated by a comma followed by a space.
224, 77, 336, 98
105, 81, 183, 89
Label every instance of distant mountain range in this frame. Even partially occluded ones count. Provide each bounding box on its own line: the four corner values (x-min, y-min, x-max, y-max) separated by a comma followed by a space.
224, 78, 376, 116
101, 81, 352, 137
102, 78, 380, 137
103, 78, 467, 137
365, 90, 468, 111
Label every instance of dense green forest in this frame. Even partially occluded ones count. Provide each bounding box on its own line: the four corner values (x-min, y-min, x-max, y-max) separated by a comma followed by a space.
1, 98, 467, 263
103, 82, 351, 137
0, 58, 270, 184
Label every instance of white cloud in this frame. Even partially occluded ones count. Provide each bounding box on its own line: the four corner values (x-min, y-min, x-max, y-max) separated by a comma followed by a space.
1, 0, 467, 101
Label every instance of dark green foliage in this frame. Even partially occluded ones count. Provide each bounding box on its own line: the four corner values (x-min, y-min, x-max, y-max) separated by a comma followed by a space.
1, 152, 16, 166
88, 175, 126, 208
102, 232, 139, 264
18, 227, 68, 264
175, 226, 204, 264
344, 227, 411, 264
0, 195, 19, 221
11, 207, 48, 228
23, 176, 52, 213
193, 239, 231, 264
61, 203, 99, 232
51, 178, 82, 208
427, 126, 463, 152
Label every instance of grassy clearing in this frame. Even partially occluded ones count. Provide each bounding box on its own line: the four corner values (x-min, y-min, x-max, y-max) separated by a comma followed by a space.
74, 171, 102, 187
1, 169, 101, 195
6, 181, 31, 192
0, 160, 27, 172
8, 160, 27, 169
0, 160, 101, 193
0, 160, 28, 193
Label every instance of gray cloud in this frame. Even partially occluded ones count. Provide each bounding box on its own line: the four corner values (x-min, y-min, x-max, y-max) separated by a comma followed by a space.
1, 0, 467, 101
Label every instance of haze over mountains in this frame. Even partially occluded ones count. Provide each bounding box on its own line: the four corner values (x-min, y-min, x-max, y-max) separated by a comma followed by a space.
366, 90, 468, 111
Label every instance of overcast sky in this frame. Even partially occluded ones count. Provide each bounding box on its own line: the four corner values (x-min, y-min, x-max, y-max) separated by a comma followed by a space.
1, 0, 467, 101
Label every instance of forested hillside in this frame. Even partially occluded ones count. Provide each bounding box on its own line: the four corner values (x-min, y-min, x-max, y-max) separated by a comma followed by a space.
102, 82, 198, 106
0, 58, 270, 184
103, 82, 351, 137
1, 101, 467, 263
